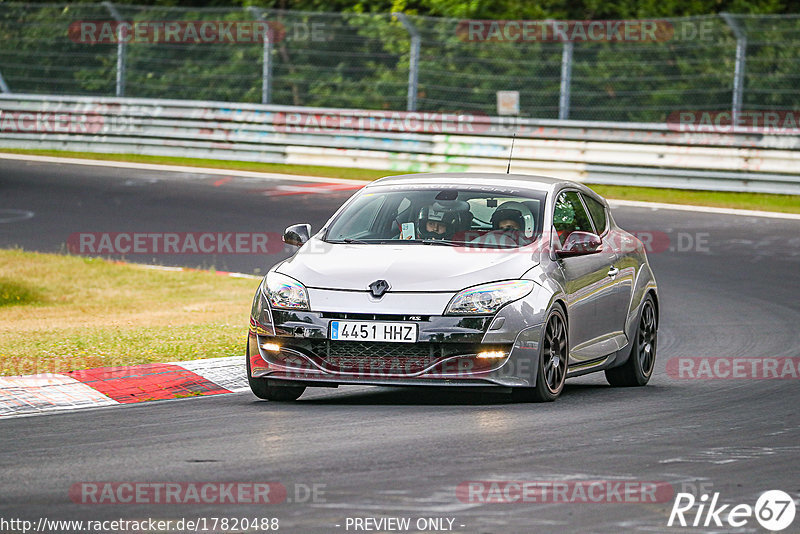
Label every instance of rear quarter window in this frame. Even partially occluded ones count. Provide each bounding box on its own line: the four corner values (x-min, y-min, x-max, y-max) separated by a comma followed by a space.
582, 194, 608, 234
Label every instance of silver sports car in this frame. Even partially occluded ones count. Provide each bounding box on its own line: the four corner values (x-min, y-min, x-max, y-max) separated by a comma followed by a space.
247, 173, 658, 402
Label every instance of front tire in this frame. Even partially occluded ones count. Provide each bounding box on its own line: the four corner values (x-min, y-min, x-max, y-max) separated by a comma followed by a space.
605, 295, 657, 387
246, 339, 306, 401
513, 305, 568, 402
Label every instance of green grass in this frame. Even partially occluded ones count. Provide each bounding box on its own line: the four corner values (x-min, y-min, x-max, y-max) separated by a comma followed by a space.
587, 184, 800, 214
0, 278, 45, 307
0, 248, 258, 376
2, 148, 798, 213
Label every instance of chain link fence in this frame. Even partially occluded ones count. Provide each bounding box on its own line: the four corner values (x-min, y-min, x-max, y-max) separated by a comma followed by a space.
0, 3, 798, 122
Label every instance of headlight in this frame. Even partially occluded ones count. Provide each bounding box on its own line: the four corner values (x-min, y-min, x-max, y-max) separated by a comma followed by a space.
261, 271, 309, 310
445, 280, 534, 315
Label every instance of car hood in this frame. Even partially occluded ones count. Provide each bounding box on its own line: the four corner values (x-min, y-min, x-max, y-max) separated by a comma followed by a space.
276, 238, 540, 292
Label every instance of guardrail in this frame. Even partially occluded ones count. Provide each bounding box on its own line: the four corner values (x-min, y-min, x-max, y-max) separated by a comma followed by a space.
1, 94, 799, 195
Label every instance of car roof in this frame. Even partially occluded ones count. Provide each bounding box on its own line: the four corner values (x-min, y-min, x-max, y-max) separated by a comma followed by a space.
369, 172, 595, 196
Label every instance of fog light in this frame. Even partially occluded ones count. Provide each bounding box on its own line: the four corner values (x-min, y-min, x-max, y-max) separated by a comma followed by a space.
261, 342, 281, 352
477, 350, 506, 359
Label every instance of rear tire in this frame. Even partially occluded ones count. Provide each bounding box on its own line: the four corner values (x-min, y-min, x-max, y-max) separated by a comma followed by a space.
246, 339, 306, 401
512, 305, 568, 402
605, 295, 657, 387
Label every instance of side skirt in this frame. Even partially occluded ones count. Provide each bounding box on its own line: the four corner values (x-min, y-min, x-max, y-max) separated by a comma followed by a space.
566, 355, 612, 378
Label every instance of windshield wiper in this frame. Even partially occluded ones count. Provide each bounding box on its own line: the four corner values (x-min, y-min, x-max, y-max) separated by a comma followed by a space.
328, 238, 465, 246
326, 238, 371, 244
327, 238, 384, 244
420, 239, 463, 246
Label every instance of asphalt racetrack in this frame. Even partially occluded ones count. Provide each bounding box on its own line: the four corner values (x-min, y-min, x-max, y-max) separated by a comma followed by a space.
1, 158, 799, 533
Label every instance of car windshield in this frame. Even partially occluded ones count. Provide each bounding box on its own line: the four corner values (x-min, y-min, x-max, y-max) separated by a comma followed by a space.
325, 186, 546, 249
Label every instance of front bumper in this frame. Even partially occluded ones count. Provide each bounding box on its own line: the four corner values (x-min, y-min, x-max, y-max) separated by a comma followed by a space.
248, 302, 543, 387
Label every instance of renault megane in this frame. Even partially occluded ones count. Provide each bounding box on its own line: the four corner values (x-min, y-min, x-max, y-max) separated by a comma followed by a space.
246, 173, 658, 402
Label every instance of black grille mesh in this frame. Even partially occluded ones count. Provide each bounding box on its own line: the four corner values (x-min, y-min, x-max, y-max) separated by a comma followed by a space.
304, 341, 476, 375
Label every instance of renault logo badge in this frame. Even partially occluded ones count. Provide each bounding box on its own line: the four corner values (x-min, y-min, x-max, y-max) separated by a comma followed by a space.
369, 279, 390, 298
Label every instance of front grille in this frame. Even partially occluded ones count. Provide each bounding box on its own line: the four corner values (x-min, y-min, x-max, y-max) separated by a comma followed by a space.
306, 341, 477, 375
329, 341, 434, 359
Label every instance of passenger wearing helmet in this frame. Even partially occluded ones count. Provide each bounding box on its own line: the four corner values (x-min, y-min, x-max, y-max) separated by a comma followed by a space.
470, 201, 534, 247
416, 200, 471, 240
490, 208, 525, 232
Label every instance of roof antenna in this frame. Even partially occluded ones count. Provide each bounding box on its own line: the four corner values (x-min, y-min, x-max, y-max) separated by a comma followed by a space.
506, 133, 516, 174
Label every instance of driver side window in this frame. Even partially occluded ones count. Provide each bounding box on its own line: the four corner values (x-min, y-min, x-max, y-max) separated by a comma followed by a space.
330, 195, 385, 239
553, 191, 594, 245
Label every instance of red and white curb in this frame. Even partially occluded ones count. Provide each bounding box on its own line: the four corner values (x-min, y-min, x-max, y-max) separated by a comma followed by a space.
0, 356, 249, 418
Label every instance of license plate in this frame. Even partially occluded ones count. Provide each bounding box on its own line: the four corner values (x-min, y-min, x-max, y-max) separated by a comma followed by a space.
330, 321, 418, 343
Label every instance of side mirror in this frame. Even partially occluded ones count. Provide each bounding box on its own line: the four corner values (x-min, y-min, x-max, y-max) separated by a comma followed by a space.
283, 223, 311, 247
556, 231, 602, 257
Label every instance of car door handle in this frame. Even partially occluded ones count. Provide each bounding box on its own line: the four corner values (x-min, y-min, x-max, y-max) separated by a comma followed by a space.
608, 266, 619, 277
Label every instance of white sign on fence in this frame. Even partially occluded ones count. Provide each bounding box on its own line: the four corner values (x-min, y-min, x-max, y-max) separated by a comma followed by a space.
497, 91, 520, 116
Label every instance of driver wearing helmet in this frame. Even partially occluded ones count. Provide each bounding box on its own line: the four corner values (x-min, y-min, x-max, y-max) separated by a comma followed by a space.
416, 200, 470, 240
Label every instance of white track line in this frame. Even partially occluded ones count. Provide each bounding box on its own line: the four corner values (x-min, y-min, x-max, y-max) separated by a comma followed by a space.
1, 152, 797, 220
0, 152, 367, 185
129, 263, 260, 279
607, 199, 800, 221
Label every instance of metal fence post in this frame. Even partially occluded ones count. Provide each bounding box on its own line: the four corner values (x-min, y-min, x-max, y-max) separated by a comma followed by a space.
0, 69, 10, 93
393, 13, 420, 112
559, 41, 573, 120
248, 8, 272, 104
103, 1, 126, 97
721, 13, 747, 125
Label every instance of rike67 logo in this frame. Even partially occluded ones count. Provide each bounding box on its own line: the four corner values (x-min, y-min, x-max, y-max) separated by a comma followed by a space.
668, 490, 796, 531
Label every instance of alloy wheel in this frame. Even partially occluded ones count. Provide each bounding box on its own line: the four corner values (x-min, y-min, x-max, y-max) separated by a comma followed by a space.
543, 312, 568, 393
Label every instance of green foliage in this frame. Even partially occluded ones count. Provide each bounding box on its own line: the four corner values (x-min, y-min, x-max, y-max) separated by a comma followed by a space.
0, 3, 798, 120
